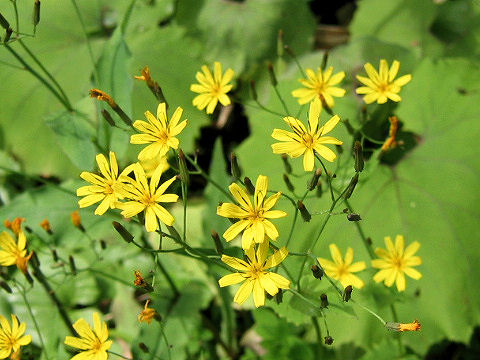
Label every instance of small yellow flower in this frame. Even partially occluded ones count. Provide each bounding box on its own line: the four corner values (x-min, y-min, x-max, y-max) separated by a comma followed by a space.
271, 99, 342, 171
64, 312, 112, 360
0, 231, 33, 274
0, 314, 31, 359
380, 116, 398, 152
372, 235, 421, 292
130, 103, 187, 161
317, 244, 366, 289
138, 300, 158, 324
219, 242, 290, 308
386, 319, 421, 332
77, 152, 132, 216
190, 62, 234, 114
116, 163, 178, 232
139, 154, 169, 178
217, 175, 287, 250
356, 59, 412, 104
291, 66, 346, 107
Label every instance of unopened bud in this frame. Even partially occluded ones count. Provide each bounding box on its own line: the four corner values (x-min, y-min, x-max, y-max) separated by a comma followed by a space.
70, 211, 84, 232
211, 230, 223, 254
0, 13, 9, 30
308, 168, 322, 191
177, 149, 189, 187
281, 154, 292, 174
0, 281, 12, 294
311, 265, 323, 279
112, 221, 134, 243
320, 293, 328, 308
31, 251, 40, 268
275, 289, 283, 304
244, 177, 255, 195
138, 342, 149, 353
343, 173, 359, 200
101, 109, 115, 127
321, 51, 329, 71
40, 219, 53, 235
343, 285, 353, 302
324, 336, 334, 345
354, 141, 364, 172
69, 255, 77, 276
33, 0, 41, 26
249, 80, 258, 101
230, 153, 241, 181
100, 239, 107, 250
297, 201, 311, 222
316, 181, 323, 198
282, 174, 294, 192
267, 62, 277, 87
51, 249, 58, 262
24, 272, 34, 285
347, 213, 361, 222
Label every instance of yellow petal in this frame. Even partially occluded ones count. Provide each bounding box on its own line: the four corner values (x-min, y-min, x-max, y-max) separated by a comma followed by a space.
254, 175, 268, 209
329, 244, 343, 265
308, 98, 321, 133
403, 267, 422, 280
223, 220, 250, 241
233, 279, 254, 304
267, 272, 290, 289
395, 271, 406, 291
253, 279, 265, 307
303, 149, 315, 171
218, 273, 245, 287
264, 247, 288, 269
228, 183, 252, 210
388, 60, 400, 82
221, 254, 249, 271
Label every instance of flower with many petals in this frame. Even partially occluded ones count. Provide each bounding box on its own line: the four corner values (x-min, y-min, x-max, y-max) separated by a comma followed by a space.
116, 163, 178, 232
271, 99, 342, 171
190, 62, 234, 114
0, 231, 32, 274
356, 59, 411, 104
372, 235, 421, 292
0, 314, 31, 359
292, 66, 346, 107
217, 175, 287, 250
317, 244, 366, 289
64, 312, 112, 360
130, 103, 187, 161
138, 300, 158, 324
219, 242, 290, 307
77, 152, 131, 216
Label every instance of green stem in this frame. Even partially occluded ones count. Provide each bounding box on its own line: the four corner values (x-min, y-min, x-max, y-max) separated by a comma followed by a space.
316, 155, 334, 202
181, 182, 187, 243
311, 316, 322, 342
155, 257, 180, 296
244, 101, 286, 117
160, 326, 172, 360
108, 351, 132, 360
344, 199, 375, 259
273, 85, 290, 116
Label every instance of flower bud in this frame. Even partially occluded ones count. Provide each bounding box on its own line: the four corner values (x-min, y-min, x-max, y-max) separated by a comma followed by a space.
211, 230, 223, 255
51, 249, 58, 262
101, 109, 115, 127
297, 201, 311, 222
316, 181, 323, 198
100, 239, 107, 250
386, 319, 421, 332
177, 149, 190, 187
321, 51, 329, 71
311, 265, 323, 279
307, 168, 322, 191
282, 174, 294, 192
244, 177, 255, 195
33, 0, 41, 26
0, 13, 9, 29
230, 153, 241, 181
343, 285, 353, 302
249, 80, 258, 101
267, 61, 277, 87
70, 211, 85, 232
324, 336, 334, 345
138, 342, 149, 353
0, 281, 12, 294
281, 154, 292, 174
275, 289, 283, 304
347, 213, 361, 222
40, 219, 53, 235
112, 221, 134, 243
354, 141, 364, 172
69, 255, 77, 276
343, 173, 359, 200
320, 293, 328, 308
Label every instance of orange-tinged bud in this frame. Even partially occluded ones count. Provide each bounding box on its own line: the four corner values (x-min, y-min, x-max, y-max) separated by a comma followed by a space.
70, 211, 84, 231
386, 319, 421, 332
89, 89, 116, 107
138, 300, 159, 324
11, 218, 25, 235
4, 219, 11, 229
381, 116, 398, 152
134, 66, 154, 87
133, 270, 146, 287
40, 219, 51, 233
17, 251, 33, 274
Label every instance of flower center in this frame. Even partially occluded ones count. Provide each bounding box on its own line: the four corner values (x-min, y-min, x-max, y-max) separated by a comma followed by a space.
211, 83, 222, 97
156, 130, 170, 144
104, 181, 115, 195
302, 133, 314, 149
92, 339, 103, 353
392, 256, 404, 270
250, 209, 265, 222
336, 265, 348, 277
378, 82, 390, 93
141, 194, 156, 207
249, 264, 264, 279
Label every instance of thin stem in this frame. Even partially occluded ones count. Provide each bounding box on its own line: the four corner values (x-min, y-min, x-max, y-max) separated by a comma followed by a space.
243, 101, 286, 117
108, 351, 132, 360
272, 86, 290, 116
319, 308, 330, 338
344, 199, 375, 259
311, 316, 322, 342
155, 257, 180, 296
316, 155, 334, 202
160, 326, 172, 360
352, 300, 387, 326
181, 182, 187, 243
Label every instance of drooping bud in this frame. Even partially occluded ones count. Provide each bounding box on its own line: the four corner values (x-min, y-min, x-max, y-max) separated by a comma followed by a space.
385, 319, 421, 332
177, 149, 190, 187
134, 66, 167, 106
70, 211, 85, 232
249, 80, 258, 101
297, 201, 311, 222
138, 343, 149, 353
101, 109, 115, 127
69, 255, 77, 276
267, 61, 277, 87
244, 177, 255, 195
51, 249, 58, 262
320, 293, 328, 308
112, 221, 133, 243
354, 141, 364, 172
324, 336, 334, 345
343, 173, 359, 200
40, 219, 52, 235
211, 230, 223, 255
275, 289, 283, 304
347, 213, 361, 222
307, 168, 322, 191
343, 285, 353, 302
311, 265, 323, 279
89, 89, 132, 127
33, 0, 41, 26
282, 174, 294, 192
100, 239, 107, 250
0, 281, 12, 294
281, 154, 292, 174
230, 153, 241, 181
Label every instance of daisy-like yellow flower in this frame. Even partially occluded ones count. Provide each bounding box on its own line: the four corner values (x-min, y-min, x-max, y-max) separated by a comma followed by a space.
218, 242, 290, 308
190, 61, 234, 114
217, 175, 287, 250
0, 314, 31, 359
77, 152, 131, 216
271, 98, 342, 171
130, 103, 187, 161
138, 300, 158, 324
291, 66, 346, 107
64, 312, 112, 360
317, 244, 366, 289
116, 163, 178, 232
372, 235, 421, 292
0, 231, 32, 274
356, 59, 412, 104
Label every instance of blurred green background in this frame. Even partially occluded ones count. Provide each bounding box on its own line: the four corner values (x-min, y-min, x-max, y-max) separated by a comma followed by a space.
0, 0, 480, 359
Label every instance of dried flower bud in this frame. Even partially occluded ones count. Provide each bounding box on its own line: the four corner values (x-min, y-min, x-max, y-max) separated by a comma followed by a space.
89, 89, 132, 127
40, 219, 52, 234
138, 300, 159, 324
320, 293, 328, 308
69, 255, 77, 276
138, 342, 149, 353
230, 153, 241, 181
343, 285, 353, 302
297, 201, 311, 222
282, 174, 294, 192
308, 168, 322, 191
134, 66, 167, 105
311, 265, 323, 279
133, 270, 153, 292
11, 218, 25, 235
70, 211, 84, 232
33, 0, 41, 26
112, 221, 133, 243
354, 141, 364, 172
211, 230, 223, 254
249, 79, 258, 101
0, 281, 12, 294
344, 173, 359, 200
244, 177, 255, 195
324, 336, 334, 345
347, 213, 361, 222
267, 61, 277, 87
281, 154, 292, 174
386, 319, 421, 332
178, 149, 190, 187
275, 289, 283, 304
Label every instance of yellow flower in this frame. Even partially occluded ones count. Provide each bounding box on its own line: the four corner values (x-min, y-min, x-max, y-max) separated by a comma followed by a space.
138, 300, 158, 324
291, 66, 346, 107
0, 314, 31, 359
271, 99, 342, 171
64, 312, 112, 360
380, 115, 398, 152
77, 152, 131, 215
356, 59, 412, 104
139, 154, 169, 178
372, 235, 421, 292
317, 244, 366, 289
217, 175, 287, 250
0, 231, 32, 274
386, 319, 421, 332
190, 62, 234, 114
130, 103, 187, 161
218, 242, 290, 307
116, 163, 178, 232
